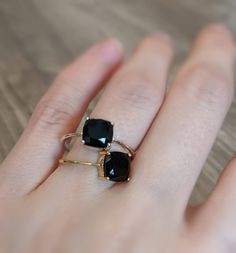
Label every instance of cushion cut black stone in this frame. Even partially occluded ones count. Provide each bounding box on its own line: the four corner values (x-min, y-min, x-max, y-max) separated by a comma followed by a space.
104, 152, 130, 182
82, 118, 113, 148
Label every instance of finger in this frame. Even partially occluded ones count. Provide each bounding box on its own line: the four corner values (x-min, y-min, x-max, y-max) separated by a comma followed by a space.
0, 39, 123, 197
45, 33, 174, 197
195, 154, 236, 244
133, 24, 235, 216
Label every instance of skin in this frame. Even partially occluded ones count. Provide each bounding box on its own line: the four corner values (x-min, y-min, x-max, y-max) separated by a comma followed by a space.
0, 23, 236, 253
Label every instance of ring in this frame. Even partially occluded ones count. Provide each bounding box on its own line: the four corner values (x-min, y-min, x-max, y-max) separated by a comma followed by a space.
59, 117, 135, 182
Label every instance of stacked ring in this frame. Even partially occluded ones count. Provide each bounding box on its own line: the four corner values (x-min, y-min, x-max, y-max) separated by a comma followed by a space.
59, 117, 135, 182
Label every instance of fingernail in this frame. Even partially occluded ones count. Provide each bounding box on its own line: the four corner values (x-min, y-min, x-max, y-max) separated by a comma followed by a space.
96, 38, 123, 63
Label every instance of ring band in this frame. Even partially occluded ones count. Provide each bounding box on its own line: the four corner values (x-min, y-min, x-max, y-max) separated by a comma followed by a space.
59, 117, 135, 182
59, 158, 99, 167
61, 132, 135, 158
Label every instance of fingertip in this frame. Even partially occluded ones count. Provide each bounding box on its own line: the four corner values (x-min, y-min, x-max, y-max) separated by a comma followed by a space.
203, 23, 233, 36
195, 23, 236, 53
93, 38, 124, 64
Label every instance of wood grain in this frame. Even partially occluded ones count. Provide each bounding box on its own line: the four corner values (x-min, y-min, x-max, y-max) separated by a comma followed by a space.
0, 0, 235, 203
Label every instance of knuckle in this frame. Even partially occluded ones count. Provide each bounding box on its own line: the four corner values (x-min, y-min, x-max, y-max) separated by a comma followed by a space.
181, 63, 234, 107
113, 71, 163, 109
33, 98, 74, 129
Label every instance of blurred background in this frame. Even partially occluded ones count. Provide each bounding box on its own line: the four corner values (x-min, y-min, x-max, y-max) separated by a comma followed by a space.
0, 0, 235, 203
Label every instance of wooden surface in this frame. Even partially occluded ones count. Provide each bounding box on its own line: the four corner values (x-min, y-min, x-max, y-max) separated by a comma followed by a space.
0, 0, 235, 203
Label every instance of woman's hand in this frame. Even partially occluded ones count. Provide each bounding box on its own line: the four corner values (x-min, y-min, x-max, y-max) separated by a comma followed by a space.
0, 23, 236, 253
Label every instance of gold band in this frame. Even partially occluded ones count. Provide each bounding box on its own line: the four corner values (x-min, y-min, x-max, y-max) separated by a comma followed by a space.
59, 159, 100, 167
61, 132, 82, 152
61, 131, 135, 159
60, 130, 135, 181
113, 139, 135, 158
59, 149, 109, 179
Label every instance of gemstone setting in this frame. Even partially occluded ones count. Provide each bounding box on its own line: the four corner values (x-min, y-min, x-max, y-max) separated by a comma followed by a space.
82, 118, 113, 148
103, 151, 130, 182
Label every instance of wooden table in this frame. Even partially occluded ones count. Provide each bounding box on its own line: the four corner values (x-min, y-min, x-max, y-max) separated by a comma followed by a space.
0, 0, 235, 203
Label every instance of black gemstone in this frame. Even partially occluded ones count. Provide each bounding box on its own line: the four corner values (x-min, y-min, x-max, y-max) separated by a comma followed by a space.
104, 152, 130, 182
82, 118, 113, 148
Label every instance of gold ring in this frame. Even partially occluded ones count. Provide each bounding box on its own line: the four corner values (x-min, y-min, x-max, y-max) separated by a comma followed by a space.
59, 117, 135, 182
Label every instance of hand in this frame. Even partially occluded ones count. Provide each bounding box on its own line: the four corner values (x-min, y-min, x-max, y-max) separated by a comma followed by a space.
0, 23, 235, 253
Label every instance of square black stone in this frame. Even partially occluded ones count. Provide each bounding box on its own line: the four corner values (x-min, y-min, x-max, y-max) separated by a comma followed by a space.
103, 152, 130, 182
82, 118, 113, 148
